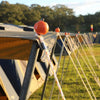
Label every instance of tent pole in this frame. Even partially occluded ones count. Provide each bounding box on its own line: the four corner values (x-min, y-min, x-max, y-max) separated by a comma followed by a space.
19, 41, 39, 100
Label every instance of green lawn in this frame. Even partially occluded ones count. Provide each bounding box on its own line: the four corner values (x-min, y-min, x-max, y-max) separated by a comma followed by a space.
29, 44, 100, 100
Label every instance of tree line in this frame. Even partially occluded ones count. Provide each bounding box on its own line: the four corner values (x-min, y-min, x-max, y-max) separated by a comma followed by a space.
0, 1, 100, 32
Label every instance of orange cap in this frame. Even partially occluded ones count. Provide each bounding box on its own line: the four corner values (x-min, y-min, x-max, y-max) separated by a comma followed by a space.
55, 27, 60, 32
76, 34, 78, 37
68, 33, 70, 35
65, 32, 67, 35
34, 20, 49, 35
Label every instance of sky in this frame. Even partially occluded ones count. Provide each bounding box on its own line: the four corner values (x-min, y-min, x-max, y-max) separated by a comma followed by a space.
0, 0, 100, 16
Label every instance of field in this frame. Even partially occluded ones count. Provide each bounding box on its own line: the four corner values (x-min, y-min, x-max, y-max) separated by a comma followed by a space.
29, 44, 100, 100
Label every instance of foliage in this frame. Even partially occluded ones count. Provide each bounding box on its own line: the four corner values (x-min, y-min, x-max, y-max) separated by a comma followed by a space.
0, 1, 100, 32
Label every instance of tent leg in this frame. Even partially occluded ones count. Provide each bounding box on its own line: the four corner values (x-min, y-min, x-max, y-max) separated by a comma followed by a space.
19, 41, 39, 100
41, 41, 57, 100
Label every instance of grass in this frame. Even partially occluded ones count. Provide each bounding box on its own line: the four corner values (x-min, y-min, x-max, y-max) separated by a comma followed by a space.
29, 44, 100, 100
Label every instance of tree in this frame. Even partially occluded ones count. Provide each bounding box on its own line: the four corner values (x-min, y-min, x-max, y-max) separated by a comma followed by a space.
51, 4, 74, 31
0, 1, 9, 5
0, 1, 100, 32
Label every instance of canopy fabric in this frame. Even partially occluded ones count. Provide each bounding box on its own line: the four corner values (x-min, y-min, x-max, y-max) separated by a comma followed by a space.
0, 31, 57, 60
0, 37, 33, 60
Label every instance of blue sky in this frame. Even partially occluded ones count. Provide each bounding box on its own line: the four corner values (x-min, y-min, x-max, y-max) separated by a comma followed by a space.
1, 0, 100, 16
